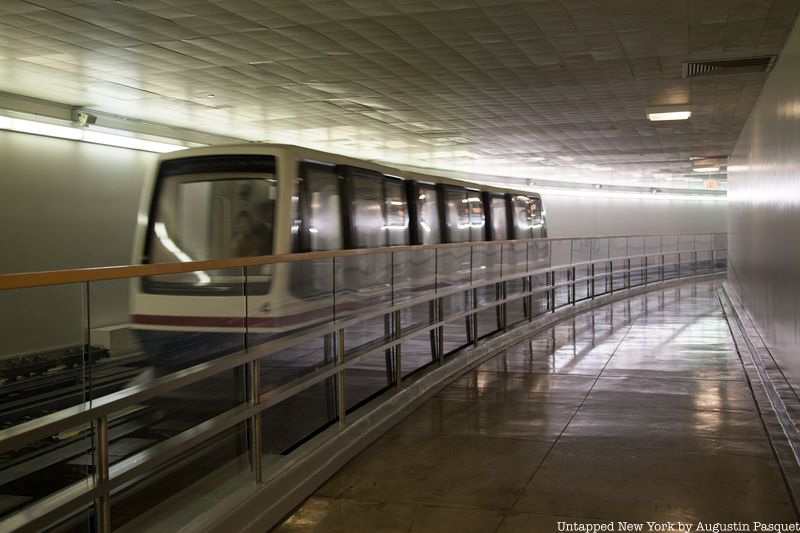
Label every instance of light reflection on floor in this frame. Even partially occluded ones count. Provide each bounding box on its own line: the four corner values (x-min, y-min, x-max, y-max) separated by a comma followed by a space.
275, 281, 797, 532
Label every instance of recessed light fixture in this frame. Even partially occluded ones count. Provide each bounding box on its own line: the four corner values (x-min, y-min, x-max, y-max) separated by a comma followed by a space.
692, 166, 720, 173
647, 106, 692, 121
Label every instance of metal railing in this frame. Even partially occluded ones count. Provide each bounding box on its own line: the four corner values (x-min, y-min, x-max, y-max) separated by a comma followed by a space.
0, 233, 727, 532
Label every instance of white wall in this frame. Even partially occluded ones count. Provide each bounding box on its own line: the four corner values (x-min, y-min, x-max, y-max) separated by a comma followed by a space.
727, 16, 800, 392
0, 130, 156, 356
542, 193, 727, 238
0, 130, 156, 274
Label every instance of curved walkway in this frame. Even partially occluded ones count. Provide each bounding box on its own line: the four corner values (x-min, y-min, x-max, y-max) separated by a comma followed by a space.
275, 281, 796, 532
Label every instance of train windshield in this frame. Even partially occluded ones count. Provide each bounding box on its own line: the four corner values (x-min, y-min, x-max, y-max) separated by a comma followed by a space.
149, 176, 277, 263
144, 155, 277, 294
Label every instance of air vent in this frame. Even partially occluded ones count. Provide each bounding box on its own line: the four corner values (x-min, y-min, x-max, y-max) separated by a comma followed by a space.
682, 56, 775, 78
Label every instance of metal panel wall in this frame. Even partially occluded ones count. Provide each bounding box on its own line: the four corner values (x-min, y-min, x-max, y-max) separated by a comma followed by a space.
543, 193, 727, 238
728, 17, 800, 391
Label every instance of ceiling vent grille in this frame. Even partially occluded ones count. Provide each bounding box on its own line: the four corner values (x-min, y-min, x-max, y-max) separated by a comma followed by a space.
682, 56, 775, 78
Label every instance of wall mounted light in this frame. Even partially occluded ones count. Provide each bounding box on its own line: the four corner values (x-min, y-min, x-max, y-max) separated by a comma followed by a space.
0, 114, 189, 153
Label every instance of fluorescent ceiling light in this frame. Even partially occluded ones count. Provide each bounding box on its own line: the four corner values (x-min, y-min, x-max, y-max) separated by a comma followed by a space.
83, 130, 185, 153
2, 117, 83, 140
0, 113, 188, 153
647, 110, 691, 121
692, 166, 720, 173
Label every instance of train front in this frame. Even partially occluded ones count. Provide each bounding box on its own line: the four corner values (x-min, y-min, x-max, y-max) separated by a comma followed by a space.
129, 147, 289, 373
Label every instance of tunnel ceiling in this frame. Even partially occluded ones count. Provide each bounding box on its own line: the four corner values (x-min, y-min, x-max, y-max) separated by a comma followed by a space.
0, 0, 798, 190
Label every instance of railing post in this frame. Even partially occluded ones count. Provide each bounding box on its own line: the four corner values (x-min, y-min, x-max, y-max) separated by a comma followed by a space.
626, 258, 631, 289
337, 329, 346, 427
394, 310, 402, 390
437, 296, 445, 364
609, 260, 614, 293
550, 270, 556, 312
571, 266, 576, 305
250, 358, 262, 483
591, 263, 596, 298
95, 415, 110, 533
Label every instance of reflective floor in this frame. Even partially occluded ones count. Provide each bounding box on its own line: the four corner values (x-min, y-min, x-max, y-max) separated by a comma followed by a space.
274, 281, 797, 532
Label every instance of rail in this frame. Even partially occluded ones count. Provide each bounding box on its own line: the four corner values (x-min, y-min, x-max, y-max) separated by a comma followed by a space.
0, 233, 727, 532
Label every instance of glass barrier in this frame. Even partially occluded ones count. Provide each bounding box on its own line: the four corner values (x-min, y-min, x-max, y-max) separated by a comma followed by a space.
0, 233, 727, 532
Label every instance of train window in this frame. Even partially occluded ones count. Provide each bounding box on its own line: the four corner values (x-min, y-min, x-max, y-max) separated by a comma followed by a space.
351, 176, 386, 248
467, 191, 485, 242
512, 195, 533, 239
489, 195, 508, 240
417, 185, 441, 244
444, 187, 471, 243
150, 176, 277, 264
384, 180, 409, 246
304, 165, 342, 251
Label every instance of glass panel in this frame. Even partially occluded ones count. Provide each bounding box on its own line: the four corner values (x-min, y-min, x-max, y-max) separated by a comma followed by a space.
504, 278, 526, 325
490, 196, 507, 240
590, 238, 608, 261
472, 244, 501, 285
393, 249, 436, 304
110, 423, 251, 531
262, 377, 337, 454
149, 176, 277, 265
436, 246, 471, 290
609, 237, 627, 259
400, 332, 437, 378
571, 239, 591, 264
662, 236, 679, 280
334, 254, 391, 321
345, 350, 393, 412
416, 185, 441, 244
351, 176, 385, 248
0, 423, 94, 521
306, 166, 342, 251
443, 187, 470, 243
134, 268, 245, 374
529, 240, 551, 271
0, 285, 88, 426
384, 180, 409, 246
550, 240, 571, 267
678, 234, 696, 252
260, 337, 332, 391
503, 242, 527, 278
283, 258, 335, 332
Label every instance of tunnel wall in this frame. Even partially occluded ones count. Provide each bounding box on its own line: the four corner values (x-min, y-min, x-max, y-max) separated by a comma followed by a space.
0, 130, 154, 356
727, 17, 800, 391
542, 193, 726, 237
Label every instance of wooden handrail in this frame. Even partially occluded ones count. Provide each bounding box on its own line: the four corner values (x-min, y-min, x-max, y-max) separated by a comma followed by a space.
0, 232, 726, 290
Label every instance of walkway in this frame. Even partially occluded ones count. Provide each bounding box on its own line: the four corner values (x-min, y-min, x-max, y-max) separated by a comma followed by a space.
274, 281, 796, 532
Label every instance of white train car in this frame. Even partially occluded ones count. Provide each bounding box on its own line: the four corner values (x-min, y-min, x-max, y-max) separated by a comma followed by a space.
129, 144, 547, 369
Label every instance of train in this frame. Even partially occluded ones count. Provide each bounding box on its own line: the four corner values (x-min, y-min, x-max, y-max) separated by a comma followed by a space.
129, 144, 547, 371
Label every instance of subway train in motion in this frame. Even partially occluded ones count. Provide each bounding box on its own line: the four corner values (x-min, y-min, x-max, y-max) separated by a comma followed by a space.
127, 143, 548, 455
130, 143, 547, 349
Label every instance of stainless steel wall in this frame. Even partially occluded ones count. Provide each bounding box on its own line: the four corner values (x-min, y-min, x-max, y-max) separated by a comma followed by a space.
543, 193, 726, 238
728, 17, 800, 390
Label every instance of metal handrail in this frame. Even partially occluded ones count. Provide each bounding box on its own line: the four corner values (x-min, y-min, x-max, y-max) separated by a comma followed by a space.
0, 232, 727, 532
0, 232, 726, 290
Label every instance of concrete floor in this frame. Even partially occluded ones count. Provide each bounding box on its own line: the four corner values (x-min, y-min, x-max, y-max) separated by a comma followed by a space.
274, 281, 797, 532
